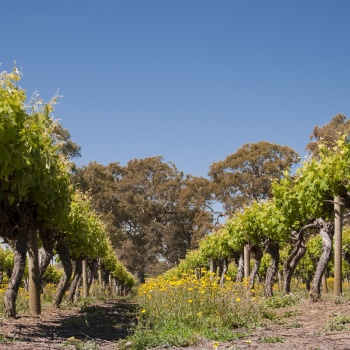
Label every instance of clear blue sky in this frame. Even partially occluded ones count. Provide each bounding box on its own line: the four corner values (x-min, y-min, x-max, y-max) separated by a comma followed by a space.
2, 1, 350, 177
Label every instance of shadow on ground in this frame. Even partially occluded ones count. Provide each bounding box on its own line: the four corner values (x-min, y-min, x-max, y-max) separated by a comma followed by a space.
1, 299, 137, 348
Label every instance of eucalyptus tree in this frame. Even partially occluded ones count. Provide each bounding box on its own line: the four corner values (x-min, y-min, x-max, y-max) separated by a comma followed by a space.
208, 141, 300, 214
306, 114, 350, 157
75, 157, 213, 283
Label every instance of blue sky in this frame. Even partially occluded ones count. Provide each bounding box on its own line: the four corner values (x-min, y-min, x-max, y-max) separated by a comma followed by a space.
2, 1, 350, 177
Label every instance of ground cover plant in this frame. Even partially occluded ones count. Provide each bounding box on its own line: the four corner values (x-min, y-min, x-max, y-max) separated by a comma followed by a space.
123, 271, 266, 349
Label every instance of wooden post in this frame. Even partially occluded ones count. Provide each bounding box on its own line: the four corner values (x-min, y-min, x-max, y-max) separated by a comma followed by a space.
98, 262, 103, 293
322, 273, 328, 293
244, 245, 250, 281
278, 271, 283, 292
209, 258, 217, 281
82, 258, 89, 298
28, 229, 41, 315
334, 195, 343, 296
109, 274, 114, 297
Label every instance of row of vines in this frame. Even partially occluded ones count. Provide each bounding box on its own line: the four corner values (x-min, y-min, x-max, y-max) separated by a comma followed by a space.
0, 68, 134, 318
161, 135, 350, 302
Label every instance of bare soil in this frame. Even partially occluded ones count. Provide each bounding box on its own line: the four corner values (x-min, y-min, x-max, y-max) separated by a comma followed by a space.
0, 299, 136, 349
1, 298, 350, 349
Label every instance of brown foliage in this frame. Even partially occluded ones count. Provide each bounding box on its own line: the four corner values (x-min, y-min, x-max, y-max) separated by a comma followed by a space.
74, 157, 214, 282
209, 141, 299, 213
306, 114, 350, 157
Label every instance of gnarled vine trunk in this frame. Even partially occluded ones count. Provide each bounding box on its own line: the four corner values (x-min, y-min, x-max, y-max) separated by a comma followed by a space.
220, 258, 228, 286
67, 256, 83, 302
283, 240, 306, 294
236, 253, 244, 282
53, 242, 72, 308
28, 229, 41, 315
249, 245, 263, 290
310, 218, 334, 302
38, 229, 56, 279
264, 240, 279, 297
88, 258, 98, 291
5, 234, 28, 318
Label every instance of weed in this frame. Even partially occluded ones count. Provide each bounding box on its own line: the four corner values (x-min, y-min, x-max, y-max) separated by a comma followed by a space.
282, 310, 302, 318
286, 322, 303, 328
60, 336, 98, 350
258, 335, 284, 343
312, 329, 324, 337
325, 315, 350, 331
334, 294, 350, 304
261, 310, 277, 320
263, 293, 301, 309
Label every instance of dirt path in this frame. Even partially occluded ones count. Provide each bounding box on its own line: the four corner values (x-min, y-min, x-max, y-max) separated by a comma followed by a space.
0, 299, 137, 349
1, 298, 350, 349
161, 300, 350, 350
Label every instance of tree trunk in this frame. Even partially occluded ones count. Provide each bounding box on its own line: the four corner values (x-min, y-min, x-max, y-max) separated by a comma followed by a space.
4, 234, 28, 318
116, 280, 121, 296
305, 275, 311, 291
74, 276, 82, 301
249, 246, 263, 290
220, 258, 228, 286
264, 240, 279, 297
82, 258, 89, 298
28, 229, 41, 315
102, 267, 109, 290
38, 229, 56, 279
334, 195, 343, 296
136, 270, 145, 284
278, 271, 283, 292
236, 253, 244, 282
67, 256, 83, 303
283, 240, 307, 294
310, 219, 333, 302
53, 242, 72, 308
88, 258, 98, 291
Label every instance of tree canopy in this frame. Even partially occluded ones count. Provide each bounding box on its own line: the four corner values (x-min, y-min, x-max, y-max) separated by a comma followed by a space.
209, 141, 300, 214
